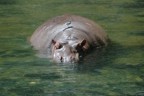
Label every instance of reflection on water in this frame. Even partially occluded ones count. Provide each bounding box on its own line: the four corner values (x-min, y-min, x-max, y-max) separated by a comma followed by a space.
0, 0, 144, 96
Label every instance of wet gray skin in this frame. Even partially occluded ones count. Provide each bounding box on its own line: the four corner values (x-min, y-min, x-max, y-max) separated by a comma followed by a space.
30, 14, 108, 63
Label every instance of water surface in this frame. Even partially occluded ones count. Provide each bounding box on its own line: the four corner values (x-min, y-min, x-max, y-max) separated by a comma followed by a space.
0, 0, 144, 96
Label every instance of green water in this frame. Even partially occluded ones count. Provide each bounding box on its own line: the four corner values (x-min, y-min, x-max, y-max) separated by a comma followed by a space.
0, 0, 144, 96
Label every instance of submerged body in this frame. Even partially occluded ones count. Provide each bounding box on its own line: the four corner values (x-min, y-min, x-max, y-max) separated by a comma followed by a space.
30, 14, 108, 63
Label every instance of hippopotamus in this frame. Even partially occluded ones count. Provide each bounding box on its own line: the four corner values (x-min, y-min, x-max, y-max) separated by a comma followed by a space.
30, 14, 108, 63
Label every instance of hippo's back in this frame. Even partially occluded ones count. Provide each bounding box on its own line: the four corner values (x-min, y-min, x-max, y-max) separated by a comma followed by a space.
30, 14, 108, 56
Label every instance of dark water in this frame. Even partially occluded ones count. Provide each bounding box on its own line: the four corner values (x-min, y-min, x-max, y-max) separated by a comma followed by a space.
0, 0, 144, 96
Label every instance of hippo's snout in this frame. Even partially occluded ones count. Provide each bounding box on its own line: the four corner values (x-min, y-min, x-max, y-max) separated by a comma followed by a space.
52, 43, 80, 63
51, 39, 88, 63
53, 50, 79, 63
60, 53, 79, 63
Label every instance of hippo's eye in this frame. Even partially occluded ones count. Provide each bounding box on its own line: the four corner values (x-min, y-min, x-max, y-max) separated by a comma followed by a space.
59, 44, 63, 49
73, 50, 77, 53
56, 44, 63, 49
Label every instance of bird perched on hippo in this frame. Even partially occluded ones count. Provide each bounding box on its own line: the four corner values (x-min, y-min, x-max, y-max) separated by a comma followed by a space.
30, 14, 109, 63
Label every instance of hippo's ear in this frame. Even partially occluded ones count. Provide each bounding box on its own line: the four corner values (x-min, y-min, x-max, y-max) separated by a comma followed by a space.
52, 39, 56, 45
76, 39, 87, 51
51, 39, 62, 49
80, 39, 86, 47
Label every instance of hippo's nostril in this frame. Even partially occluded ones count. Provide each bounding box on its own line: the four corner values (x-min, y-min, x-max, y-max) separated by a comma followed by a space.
60, 56, 63, 62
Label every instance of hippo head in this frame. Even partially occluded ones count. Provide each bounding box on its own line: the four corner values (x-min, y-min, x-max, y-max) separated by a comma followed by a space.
51, 39, 87, 63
